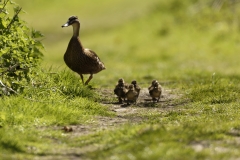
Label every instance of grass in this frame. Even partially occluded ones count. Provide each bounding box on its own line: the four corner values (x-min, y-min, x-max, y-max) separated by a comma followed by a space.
1, 0, 240, 159
0, 69, 114, 159
62, 101, 240, 159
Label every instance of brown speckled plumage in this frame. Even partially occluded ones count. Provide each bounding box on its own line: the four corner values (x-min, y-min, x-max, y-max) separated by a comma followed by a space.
148, 80, 162, 102
131, 80, 141, 98
62, 16, 105, 85
125, 84, 138, 104
114, 78, 128, 103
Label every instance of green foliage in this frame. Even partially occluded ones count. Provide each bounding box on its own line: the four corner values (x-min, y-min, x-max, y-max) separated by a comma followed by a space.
0, 0, 44, 95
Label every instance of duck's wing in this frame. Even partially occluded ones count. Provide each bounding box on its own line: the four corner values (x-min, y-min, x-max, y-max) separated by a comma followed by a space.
84, 49, 102, 62
84, 48, 105, 70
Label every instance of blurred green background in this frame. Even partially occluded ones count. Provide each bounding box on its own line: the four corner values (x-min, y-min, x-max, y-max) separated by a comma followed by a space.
13, 0, 240, 86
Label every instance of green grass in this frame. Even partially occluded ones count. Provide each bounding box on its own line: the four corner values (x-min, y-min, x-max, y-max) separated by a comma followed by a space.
0, 68, 114, 125
62, 101, 240, 159
2, 0, 240, 159
0, 69, 114, 159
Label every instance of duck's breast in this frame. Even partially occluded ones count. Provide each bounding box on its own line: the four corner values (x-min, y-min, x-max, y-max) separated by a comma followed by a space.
64, 37, 83, 72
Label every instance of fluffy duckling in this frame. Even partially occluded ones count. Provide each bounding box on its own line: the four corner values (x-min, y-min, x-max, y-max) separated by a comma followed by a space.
131, 80, 141, 97
114, 78, 128, 103
149, 81, 162, 102
125, 84, 139, 105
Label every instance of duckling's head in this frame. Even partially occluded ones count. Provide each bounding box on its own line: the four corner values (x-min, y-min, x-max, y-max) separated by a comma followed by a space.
153, 82, 159, 87
62, 16, 79, 27
151, 80, 158, 85
118, 78, 125, 84
129, 84, 134, 90
131, 80, 137, 85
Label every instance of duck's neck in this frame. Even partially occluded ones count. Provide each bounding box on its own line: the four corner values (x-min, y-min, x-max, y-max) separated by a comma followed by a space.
72, 22, 80, 37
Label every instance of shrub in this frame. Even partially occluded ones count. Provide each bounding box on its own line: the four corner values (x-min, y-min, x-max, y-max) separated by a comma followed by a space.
0, 0, 44, 95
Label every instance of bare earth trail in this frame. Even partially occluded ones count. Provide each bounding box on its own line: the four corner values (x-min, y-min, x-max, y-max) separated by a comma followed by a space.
59, 87, 181, 135
99, 87, 181, 123
35, 87, 182, 160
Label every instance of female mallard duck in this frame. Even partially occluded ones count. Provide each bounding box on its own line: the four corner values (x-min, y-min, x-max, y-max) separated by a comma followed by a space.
62, 16, 105, 85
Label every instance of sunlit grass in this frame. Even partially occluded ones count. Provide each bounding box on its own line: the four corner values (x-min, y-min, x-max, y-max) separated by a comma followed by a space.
67, 104, 240, 159
0, 69, 114, 124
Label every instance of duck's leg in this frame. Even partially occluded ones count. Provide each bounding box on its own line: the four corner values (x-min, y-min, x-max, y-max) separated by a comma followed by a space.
85, 74, 93, 85
118, 97, 123, 103
152, 97, 157, 102
80, 74, 84, 84
134, 100, 137, 105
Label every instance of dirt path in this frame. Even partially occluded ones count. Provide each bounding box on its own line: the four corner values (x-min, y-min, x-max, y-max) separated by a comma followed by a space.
35, 87, 182, 160
60, 87, 181, 135
86, 88, 180, 130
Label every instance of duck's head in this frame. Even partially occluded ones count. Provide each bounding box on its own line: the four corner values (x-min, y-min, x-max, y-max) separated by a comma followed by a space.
62, 16, 79, 27
129, 84, 134, 90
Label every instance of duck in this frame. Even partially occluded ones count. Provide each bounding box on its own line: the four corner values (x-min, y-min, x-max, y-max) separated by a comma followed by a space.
131, 80, 141, 98
148, 81, 162, 102
62, 16, 105, 85
125, 84, 139, 105
114, 78, 128, 103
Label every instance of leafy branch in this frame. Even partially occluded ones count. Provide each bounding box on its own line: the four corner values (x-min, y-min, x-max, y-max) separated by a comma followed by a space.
7, 6, 22, 30
0, 0, 10, 13
0, 0, 44, 96
0, 79, 18, 95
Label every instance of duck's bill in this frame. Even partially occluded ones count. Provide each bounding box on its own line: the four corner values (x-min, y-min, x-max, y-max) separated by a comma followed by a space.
61, 22, 69, 27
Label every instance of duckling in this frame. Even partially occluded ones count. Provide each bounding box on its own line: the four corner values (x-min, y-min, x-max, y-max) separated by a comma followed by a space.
114, 78, 128, 103
131, 80, 141, 97
62, 16, 105, 85
126, 84, 139, 105
149, 81, 162, 102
